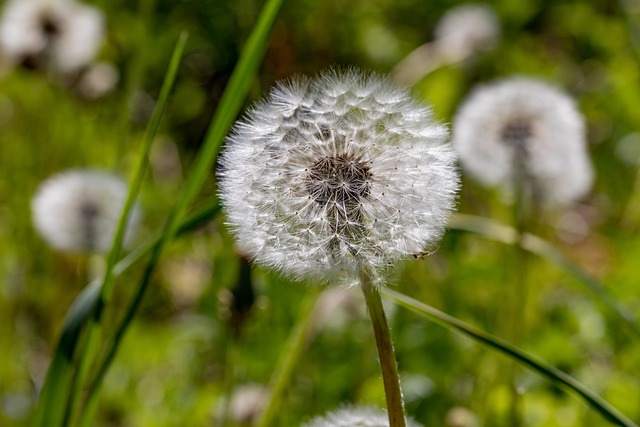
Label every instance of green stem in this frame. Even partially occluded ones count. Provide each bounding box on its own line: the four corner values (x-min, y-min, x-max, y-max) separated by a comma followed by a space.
382, 288, 638, 427
447, 213, 640, 338
60, 320, 100, 427
506, 151, 533, 427
361, 275, 406, 427
256, 290, 320, 427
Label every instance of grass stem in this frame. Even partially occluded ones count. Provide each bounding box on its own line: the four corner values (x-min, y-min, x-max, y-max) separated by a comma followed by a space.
256, 290, 320, 427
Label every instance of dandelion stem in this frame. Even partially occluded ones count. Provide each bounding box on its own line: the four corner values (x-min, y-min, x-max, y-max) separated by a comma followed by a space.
505, 146, 533, 427
361, 274, 406, 427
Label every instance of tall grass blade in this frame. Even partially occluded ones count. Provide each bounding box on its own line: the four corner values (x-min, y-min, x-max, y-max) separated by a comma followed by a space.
31, 200, 219, 427
34, 33, 187, 427
55, 31, 189, 427
31, 281, 100, 427
448, 213, 640, 338
382, 288, 638, 427
77, 0, 283, 423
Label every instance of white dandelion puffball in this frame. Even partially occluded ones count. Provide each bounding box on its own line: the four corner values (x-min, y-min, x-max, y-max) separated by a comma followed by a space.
453, 78, 593, 207
32, 170, 141, 253
302, 406, 423, 427
434, 3, 500, 59
218, 69, 459, 286
0, 0, 104, 73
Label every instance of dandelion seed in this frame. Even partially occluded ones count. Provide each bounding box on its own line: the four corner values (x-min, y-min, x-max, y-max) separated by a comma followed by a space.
218, 69, 459, 286
302, 405, 423, 427
435, 4, 500, 60
0, 0, 104, 74
452, 77, 593, 207
31, 170, 140, 253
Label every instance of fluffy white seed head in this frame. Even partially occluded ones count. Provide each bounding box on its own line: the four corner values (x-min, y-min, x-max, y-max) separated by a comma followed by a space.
302, 405, 423, 427
435, 3, 500, 59
31, 170, 141, 253
453, 77, 593, 207
218, 69, 459, 286
0, 0, 104, 73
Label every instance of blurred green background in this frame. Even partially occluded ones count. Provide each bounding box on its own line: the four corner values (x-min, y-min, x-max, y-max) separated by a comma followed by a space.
1, 0, 640, 425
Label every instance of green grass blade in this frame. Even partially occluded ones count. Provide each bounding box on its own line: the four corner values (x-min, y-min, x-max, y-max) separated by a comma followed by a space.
101, 30, 190, 303
256, 290, 321, 427
448, 213, 640, 338
57, 31, 190, 427
34, 34, 191, 427
31, 281, 100, 427
381, 288, 638, 427
154, 0, 284, 242
31, 200, 219, 427
77, 0, 283, 423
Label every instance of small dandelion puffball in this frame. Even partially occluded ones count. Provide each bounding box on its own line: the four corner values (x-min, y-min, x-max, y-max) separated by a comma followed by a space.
434, 3, 500, 59
453, 78, 593, 207
302, 406, 423, 427
32, 170, 141, 253
218, 69, 459, 286
77, 61, 119, 99
0, 0, 104, 73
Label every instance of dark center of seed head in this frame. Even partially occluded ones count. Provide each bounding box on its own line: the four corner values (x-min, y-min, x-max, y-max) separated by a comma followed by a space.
305, 155, 371, 206
40, 13, 61, 37
79, 200, 100, 250
501, 119, 532, 147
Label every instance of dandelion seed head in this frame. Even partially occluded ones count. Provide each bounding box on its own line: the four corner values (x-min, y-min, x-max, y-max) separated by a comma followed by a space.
435, 3, 500, 58
0, 0, 104, 73
453, 77, 592, 207
302, 405, 423, 427
31, 170, 140, 253
218, 69, 459, 286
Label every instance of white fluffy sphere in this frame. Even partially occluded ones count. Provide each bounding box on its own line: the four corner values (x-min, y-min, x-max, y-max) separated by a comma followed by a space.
31, 170, 140, 253
453, 77, 592, 207
218, 69, 459, 286
302, 406, 423, 427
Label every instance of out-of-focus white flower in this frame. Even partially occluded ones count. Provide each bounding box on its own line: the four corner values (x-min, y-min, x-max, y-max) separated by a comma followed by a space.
445, 406, 479, 427
453, 78, 592, 207
77, 61, 119, 99
31, 170, 140, 253
218, 68, 459, 286
391, 4, 499, 86
228, 384, 268, 424
302, 405, 423, 427
0, 0, 104, 73
434, 3, 500, 60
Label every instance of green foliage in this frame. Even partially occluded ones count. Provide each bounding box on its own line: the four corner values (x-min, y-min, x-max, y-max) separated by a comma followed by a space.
1, 1, 640, 427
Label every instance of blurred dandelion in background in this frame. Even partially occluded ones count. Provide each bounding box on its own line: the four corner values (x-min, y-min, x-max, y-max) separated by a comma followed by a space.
218, 68, 459, 286
76, 61, 119, 99
445, 406, 479, 427
0, 0, 104, 75
391, 3, 499, 85
301, 405, 423, 427
214, 383, 268, 425
452, 77, 593, 208
434, 3, 500, 61
31, 169, 140, 254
